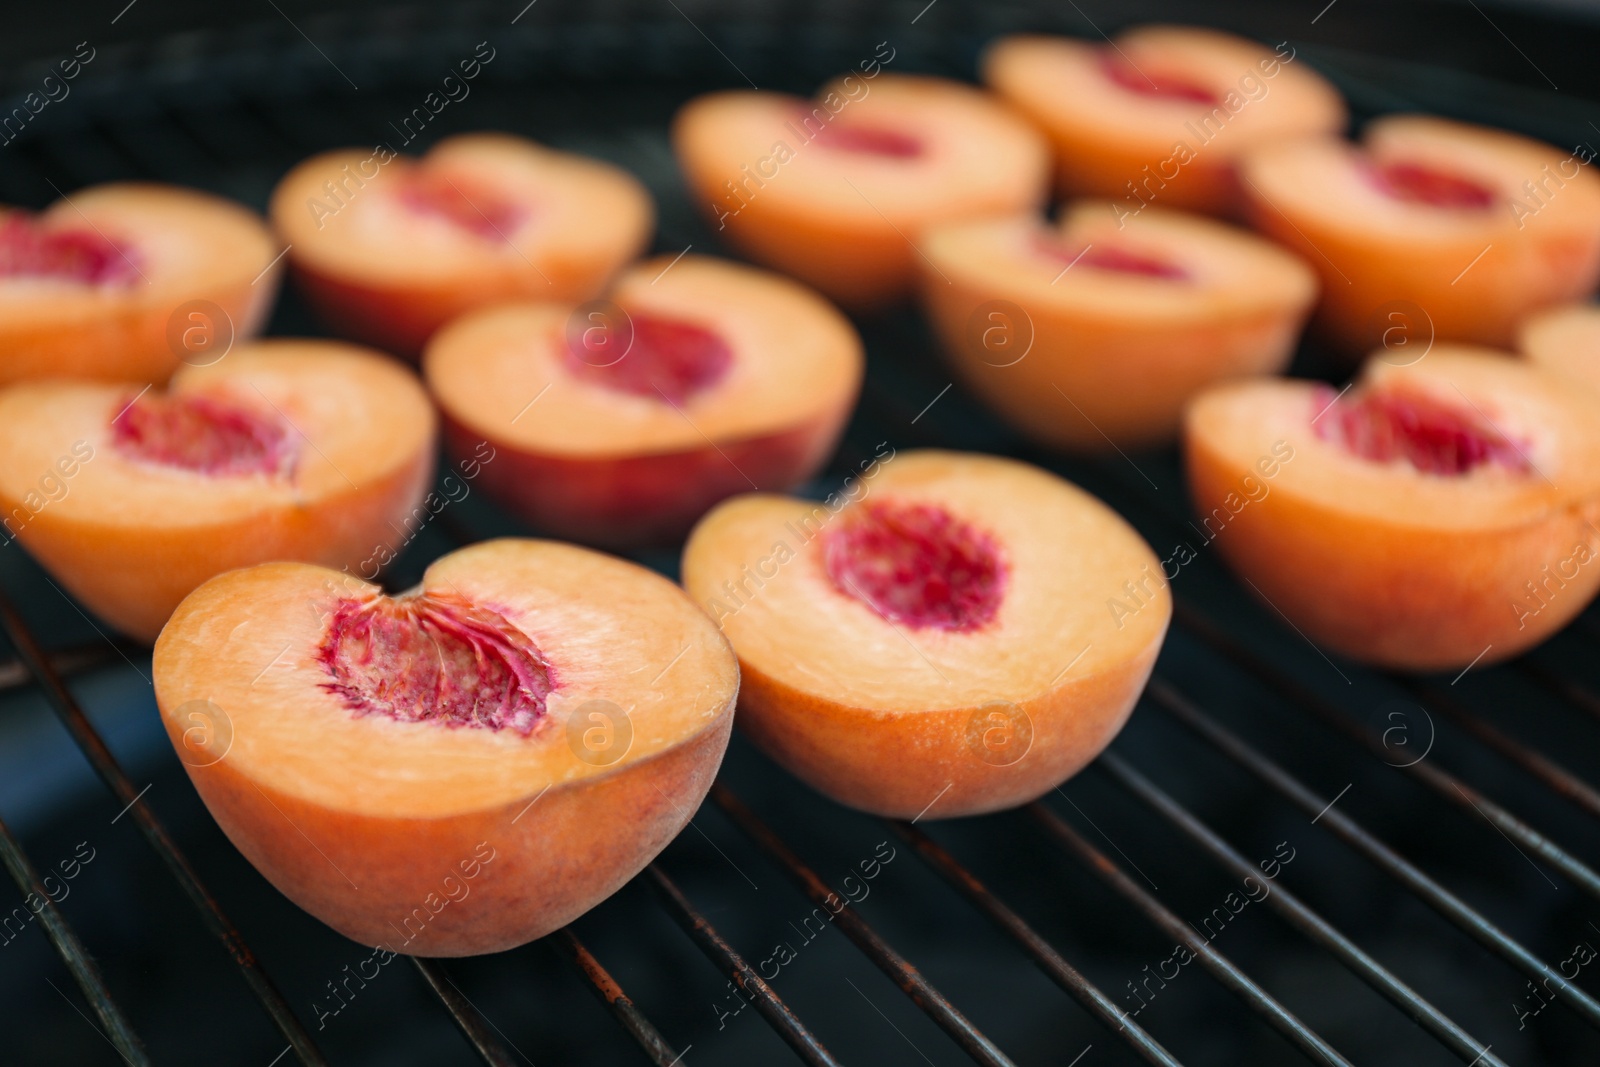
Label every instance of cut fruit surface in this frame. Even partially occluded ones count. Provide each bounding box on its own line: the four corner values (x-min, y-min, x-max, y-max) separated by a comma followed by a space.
1184, 347, 1600, 669
0, 183, 280, 386
920, 201, 1317, 449
0, 339, 436, 643
1240, 115, 1600, 353
153, 539, 737, 955
1518, 302, 1600, 394
424, 254, 862, 547
982, 27, 1346, 215
673, 74, 1049, 309
271, 133, 654, 358
681, 450, 1168, 819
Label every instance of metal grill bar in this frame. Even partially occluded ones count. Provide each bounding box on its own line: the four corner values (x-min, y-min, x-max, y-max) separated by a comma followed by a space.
1146, 676, 1600, 1030
1027, 802, 1356, 1066
1518, 660, 1600, 724
645, 863, 844, 1067
0, 588, 329, 1065
708, 784, 1017, 1067
1172, 602, 1600, 903
886, 820, 1185, 1067
0, 643, 122, 695
1096, 752, 1507, 1067
550, 927, 685, 1066
0, 814, 150, 1066
410, 957, 520, 1067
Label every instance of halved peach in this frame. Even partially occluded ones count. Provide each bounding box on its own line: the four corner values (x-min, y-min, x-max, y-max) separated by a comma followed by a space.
271, 133, 654, 358
152, 539, 737, 956
1518, 302, 1600, 393
920, 201, 1317, 450
680, 450, 1168, 818
1185, 348, 1600, 669
673, 74, 1049, 310
982, 27, 1346, 215
1240, 116, 1600, 354
0, 340, 435, 643
0, 183, 280, 386
424, 254, 862, 547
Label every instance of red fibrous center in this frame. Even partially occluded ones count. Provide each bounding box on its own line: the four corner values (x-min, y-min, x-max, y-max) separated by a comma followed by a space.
1098, 52, 1220, 105
823, 500, 1006, 631
110, 393, 295, 476
1365, 161, 1497, 210
397, 171, 525, 239
812, 122, 924, 159
319, 593, 555, 735
0, 215, 141, 286
1036, 235, 1188, 281
564, 312, 734, 404
1313, 385, 1532, 476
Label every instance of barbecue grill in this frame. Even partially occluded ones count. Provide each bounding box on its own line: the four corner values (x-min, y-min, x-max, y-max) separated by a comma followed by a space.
3, 2, 1599, 1063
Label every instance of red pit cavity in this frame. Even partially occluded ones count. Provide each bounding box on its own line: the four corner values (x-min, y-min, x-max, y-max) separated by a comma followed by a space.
822, 500, 1006, 631
1036, 236, 1188, 281
0, 214, 141, 287
565, 312, 734, 405
1366, 161, 1497, 210
812, 122, 924, 159
111, 392, 295, 476
1313, 385, 1533, 476
397, 170, 525, 239
319, 593, 555, 735
1098, 52, 1220, 105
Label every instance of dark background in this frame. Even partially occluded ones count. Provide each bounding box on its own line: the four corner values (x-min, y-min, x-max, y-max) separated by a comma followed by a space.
3, 2, 1600, 1064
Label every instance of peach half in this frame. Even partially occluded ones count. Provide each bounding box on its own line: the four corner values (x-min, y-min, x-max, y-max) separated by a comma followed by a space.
681, 450, 1169, 819
919, 201, 1317, 450
1185, 348, 1600, 669
0, 183, 280, 386
0, 340, 435, 643
673, 73, 1049, 310
424, 254, 862, 547
271, 133, 654, 358
152, 539, 738, 956
982, 27, 1346, 215
1518, 302, 1600, 393
1240, 116, 1600, 354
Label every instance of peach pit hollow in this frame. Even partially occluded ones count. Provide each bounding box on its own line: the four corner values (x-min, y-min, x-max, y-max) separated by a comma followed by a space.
0, 214, 142, 286
111, 392, 296, 476
563, 311, 734, 404
1313, 384, 1534, 476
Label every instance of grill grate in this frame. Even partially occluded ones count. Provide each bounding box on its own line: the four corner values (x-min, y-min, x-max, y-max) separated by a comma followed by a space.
3, 4, 1600, 1065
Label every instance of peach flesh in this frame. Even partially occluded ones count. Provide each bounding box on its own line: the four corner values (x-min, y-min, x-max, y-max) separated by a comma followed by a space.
1313, 385, 1532, 475
563, 313, 733, 404
111, 392, 294, 476
1364, 161, 1497, 211
1097, 52, 1219, 105
0, 215, 141, 286
319, 592, 556, 735
396, 171, 526, 239
823, 500, 1006, 631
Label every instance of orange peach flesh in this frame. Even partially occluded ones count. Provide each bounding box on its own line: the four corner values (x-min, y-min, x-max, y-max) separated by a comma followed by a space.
152, 540, 738, 956
920, 201, 1317, 450
681, 450, 1169, 819
1518, 303, 1600, 393
1185, 349, 1600, 669
0, 340, 436, 643
0, 183, 280, 386
982, 27, 1346, 214
271, 133, 654, 357
424, 255, 863, 547
673, 74, 1050, 310
1240, 115, 1600, 354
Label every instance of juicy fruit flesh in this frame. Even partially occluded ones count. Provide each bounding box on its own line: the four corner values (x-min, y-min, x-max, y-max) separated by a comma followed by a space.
1035, 235, 1188, 281
1365, 160, 1498, 210
319, 592, 556, 735
564, 312, 734, 404
1097, 52, 1220, 105
822, 500, 1006, 631
1313, 385, 1533, 476
0, 214, 141, 286
111, 392, 295, 476
810, 120, 925, 159
397, 170, 526, 239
